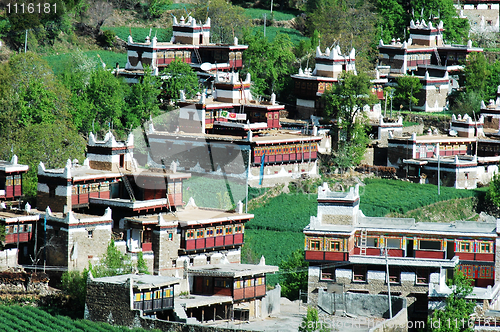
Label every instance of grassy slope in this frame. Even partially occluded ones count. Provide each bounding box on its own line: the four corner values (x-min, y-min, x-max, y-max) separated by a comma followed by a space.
43, 50, 127, 75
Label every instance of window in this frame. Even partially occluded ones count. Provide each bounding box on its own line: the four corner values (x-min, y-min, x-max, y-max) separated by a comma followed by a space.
388, 267, 400, 284
172, 260, 176, 267
186, 230, 195, 239
310, 240, 321, 250
196, 230, 204, 238
215, 278, 231, 288
386, 238, 401, 249
353, 266, 366, 282
480, 242, 492, 253
459, 241, 472, 252
168, 232, 173, 241
49, 186, 56, 198
87, 230, 93, 239
234, 279, 243, 289
320, 266, 335, 281
225, 226, 233, 235
245, 278, 254, 287
416, 269, 429, 284
189, 258, 193, 266
330, 241, 341, 251
420, 240, 441, 250
255, 277, 265, 285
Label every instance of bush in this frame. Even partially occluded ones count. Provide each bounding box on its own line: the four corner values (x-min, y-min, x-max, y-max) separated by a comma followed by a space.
98, 30, 116, 47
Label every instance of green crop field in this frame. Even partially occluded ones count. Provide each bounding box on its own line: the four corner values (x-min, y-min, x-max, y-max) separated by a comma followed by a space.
244, 8, 298, 21
359, 178, 486, 217
0, 305, 159, 332
43, 50, 127, 76
182, 176, 266, 209
249, 26, 308, 45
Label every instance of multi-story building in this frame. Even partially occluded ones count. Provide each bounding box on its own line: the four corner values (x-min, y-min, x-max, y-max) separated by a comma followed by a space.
116, 15, 248, 83
303, 182, 499, 317
291, 46, 384, 118
378, 20, 483, 112
0, 155, 28, 205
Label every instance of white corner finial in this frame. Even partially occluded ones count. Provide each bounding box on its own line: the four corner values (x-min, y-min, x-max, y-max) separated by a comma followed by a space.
259, 255, 266, 266
24, 202, 31, 213
10, 155, 18, 165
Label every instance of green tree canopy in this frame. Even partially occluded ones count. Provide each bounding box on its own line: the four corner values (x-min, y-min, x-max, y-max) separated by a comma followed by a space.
192, 0, 249, 44
428, 268, 474, 332
279, 249, 308, 300
160, 59, 199, 102
464, 52, 491, 100
323, 71, 376, 171
394, 75, 422, 111
242, 31, 295, 99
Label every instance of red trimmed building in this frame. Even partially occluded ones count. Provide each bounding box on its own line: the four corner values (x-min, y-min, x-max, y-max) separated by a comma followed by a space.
378, 19, 483, 112
0, 155, 28, 204
303, 183, 499, 318
116, 15, 248, 83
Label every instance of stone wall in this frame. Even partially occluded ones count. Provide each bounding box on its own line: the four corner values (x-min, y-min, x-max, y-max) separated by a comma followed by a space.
318, 289, 406, 318
261, 284, 281, 318
308, 267, 428, 312
45, 224, 111, 271
153, 227, 180, 275
0, 249, 18, 269
0, 271, 49, 295
37, 192, 70, 213
369, 304, 408, 332
86, 277, 134, 324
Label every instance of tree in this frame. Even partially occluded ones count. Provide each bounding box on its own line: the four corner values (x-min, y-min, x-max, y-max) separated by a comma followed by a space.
90, 239, 134, 277
299, 307, 331, 332
464, 52, 491, 100
427, 268, 474, 332
323, 71, 375, 171
376, 0, 406, 43
306, 0, 378, 71
160, 60, 199, 102
485, 173, 500, 215
394, 75, 422, 111
192, 0, 249, 44
242, 31, 295, 99
126, 66, 163, 128
279, 249, 308, 301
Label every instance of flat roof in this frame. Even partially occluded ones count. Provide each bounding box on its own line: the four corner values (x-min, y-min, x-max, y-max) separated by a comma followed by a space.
177, 294, 233, 308
0, 210, 39, 223
125, 208, 253, 226
149, 130, 321, 144
305, 216, 497, 237
188, 263, 278, 278
92, 274, 180, 290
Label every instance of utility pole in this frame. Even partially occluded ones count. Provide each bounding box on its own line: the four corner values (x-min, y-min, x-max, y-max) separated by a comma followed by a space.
437, 143, 441, 195
385, 243, 393, 319
263, 14, 266, 37
24, 30, 27, 53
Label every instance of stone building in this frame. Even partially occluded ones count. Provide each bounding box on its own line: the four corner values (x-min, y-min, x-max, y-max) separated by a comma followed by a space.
86, 273, 179, 323
303, 183, 500, 319
115, 15, 248, 83
42, 207, 112, 271
458, 0, 500, 33
385, 114, 500, 188
378, 20, 483, 112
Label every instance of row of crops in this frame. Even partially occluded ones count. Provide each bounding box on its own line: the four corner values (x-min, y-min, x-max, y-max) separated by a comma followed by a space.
0, 305, 158, 332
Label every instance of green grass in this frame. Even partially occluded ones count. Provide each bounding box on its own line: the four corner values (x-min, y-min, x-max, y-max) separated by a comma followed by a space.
250, 26, 308, 45
102, 26, 173, 43
183, 176, 266, 209
244, 8, 298, 21
43, 50, 127, 76
403, 121, 420, 127
0, 305, 160, 332
359, 178, 485, 217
